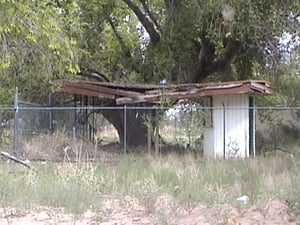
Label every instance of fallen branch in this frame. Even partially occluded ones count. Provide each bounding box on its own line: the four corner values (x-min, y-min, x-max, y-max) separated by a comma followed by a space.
1, 152, 36, 172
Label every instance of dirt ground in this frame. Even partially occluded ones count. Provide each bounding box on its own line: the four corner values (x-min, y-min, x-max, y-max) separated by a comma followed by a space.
1, 141, 298, 224
0, 194, 296, 225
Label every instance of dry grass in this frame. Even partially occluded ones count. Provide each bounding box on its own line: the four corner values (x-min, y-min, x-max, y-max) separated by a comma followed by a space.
0, 131, 300, 221
22, 130, 97, 161
96, 125, 119, 144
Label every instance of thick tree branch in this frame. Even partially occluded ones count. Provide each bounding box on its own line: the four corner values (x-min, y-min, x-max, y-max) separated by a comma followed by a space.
123, 0, 160, 43
108, 18, 142, 76
78, 68, 110, 82
139, 0, 161, 32
108, 18, 131, 57
208, 40, 241, 75
1, 152, 35, 172
191, 39, 240, 82
191, 40, 214, 82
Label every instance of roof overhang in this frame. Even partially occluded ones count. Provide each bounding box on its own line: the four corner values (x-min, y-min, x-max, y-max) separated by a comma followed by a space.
58, 79, 273, 105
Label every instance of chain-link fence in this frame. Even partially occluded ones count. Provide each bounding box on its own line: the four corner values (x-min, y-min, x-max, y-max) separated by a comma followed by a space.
0, 104, 300, 160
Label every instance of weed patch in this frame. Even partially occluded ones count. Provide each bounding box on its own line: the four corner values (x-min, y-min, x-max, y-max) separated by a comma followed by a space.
1, 151, 300, 222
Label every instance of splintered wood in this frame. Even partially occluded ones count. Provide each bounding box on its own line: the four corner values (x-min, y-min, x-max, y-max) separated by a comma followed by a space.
59, 80, 273, 105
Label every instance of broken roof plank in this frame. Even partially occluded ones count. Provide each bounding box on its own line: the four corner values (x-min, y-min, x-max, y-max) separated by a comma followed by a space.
61, 80, 141, 98
115, 84, 269, 105
59, 79, 273, 105
59, 85, 115, 99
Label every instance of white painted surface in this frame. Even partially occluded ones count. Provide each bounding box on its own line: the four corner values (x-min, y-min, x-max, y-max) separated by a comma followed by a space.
203, 94, 250, 158
203, 128, 214, 157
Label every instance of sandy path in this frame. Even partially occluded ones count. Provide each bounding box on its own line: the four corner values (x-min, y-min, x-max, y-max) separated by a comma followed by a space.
0, 196, 296, 225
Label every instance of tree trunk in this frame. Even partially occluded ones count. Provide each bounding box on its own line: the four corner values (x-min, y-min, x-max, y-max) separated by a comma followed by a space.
78, 70, 156, 148
100, 105, 155, 147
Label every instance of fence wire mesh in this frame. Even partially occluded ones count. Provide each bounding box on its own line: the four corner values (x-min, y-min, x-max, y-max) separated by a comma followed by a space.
0, 105, 299, 159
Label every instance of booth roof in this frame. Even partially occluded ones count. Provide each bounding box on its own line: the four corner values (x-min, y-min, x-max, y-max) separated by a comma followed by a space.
59, 79, 273, 105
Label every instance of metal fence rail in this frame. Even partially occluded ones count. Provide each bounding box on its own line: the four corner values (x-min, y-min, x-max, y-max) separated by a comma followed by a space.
0, 104, 299, 160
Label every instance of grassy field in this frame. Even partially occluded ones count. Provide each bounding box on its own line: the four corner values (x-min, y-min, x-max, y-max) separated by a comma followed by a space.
1, 152, 300, 217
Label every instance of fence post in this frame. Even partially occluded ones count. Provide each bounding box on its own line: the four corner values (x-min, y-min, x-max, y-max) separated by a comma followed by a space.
222, 102, 226, 159
154, 108, 159, 156
48, 92, 53, 134
249, 97, 255, 157
124, 105, 127, 154
147, 124, 152, 154
13, 87, 19, 155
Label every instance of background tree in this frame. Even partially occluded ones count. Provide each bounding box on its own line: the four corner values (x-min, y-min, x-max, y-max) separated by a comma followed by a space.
0, 0, 79, 104
77, 0, 299, 83
0, 0, 299, 147
75, 0, 299, 146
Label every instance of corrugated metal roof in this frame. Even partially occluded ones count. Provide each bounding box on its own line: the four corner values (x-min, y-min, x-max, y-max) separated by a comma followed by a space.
59, 79, 273, 105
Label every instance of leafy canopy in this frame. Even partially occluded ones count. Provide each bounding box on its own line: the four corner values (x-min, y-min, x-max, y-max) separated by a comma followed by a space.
0, 0, 299, 104
0, 0, 79, 104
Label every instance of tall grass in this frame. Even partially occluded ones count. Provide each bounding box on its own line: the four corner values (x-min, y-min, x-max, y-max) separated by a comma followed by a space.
0, 152, 299, 214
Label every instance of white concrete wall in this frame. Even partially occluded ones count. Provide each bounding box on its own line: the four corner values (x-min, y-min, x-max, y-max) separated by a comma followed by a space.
203, 128, 214, 157
204, 94, 250, 158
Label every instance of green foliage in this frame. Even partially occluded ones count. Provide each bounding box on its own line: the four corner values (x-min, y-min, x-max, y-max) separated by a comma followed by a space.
0, 0, 299, 105
257, 51, 300, 107
161, 103, 210, 149
0, 0, 78, 104
77, 0, 143, 81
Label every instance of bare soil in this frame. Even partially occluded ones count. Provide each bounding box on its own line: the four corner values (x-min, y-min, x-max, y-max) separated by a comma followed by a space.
0, 194, 296, 225
3, 141, 298, 224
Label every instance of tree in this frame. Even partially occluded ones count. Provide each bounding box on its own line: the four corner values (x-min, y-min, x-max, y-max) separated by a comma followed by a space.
1, 1, 299, 147
75, 0, 299, 147
0, 0, 79, 104
77, 0, 299, 81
